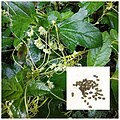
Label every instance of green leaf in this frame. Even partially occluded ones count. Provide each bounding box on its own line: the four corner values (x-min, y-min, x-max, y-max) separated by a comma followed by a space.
2, 37, 14, 49
87, 31, 112, 66
111, 79, 118, 103
59, 7, 88, 23
50, 72, 66, 90
61, 11, 73, 20
102, 11, 118, 31
28, 40, 41, 63
48, 11, 61, 23
27, 80, 50, 96
5, 2, 35, 17
2, 14, 10, 25
2, 78, 23, 101
110, 29, 118, 41
37, 2, 47, 9
49, 72, 66, 99
2, 27, 11, 37
111, 62, 118, 103
2, 63, 15, 79
11, 15, 32, 38
110, 29, 118, 53
59, 7, 102, 52
79, 2, 104, 15
10, 98, 27, 118
111, 62, 118, 80
5, 67, 15, 79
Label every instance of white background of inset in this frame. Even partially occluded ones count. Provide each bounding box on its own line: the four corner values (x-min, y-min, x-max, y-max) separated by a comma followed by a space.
67, 67, 110, 110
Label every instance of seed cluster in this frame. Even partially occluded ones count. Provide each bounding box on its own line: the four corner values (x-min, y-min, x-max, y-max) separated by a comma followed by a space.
72, 75, 105, 108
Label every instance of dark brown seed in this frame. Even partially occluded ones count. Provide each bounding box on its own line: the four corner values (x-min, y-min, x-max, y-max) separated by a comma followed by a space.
84, 100, 86, 102
95, 88, 99, 90
92, 95, 95, 98
73, 84, 77, 86
87, 102, 89, 105
98, 97, 101, 99
81, 97, 84, 99
93, 81, 96, 84
88, 105, 92, 108
89, 91, 93, 94
93, 75, 98, 78
92, 84, 98, 89
88, 97, 91, 99
83, 95, 87, 97
95, 98, 97, 101
96, 79, 100, 81
71, 92, 74, 97
93, 75, 96, 77
97, 93, 103, 96
102, 97, 105, 100
97, 89, 102, 92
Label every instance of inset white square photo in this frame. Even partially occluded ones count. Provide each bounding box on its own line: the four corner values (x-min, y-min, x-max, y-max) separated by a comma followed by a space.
67, 67, 110, 110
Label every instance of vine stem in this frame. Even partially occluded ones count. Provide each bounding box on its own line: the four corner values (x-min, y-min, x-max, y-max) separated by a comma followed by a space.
12, 32, 37, 69
38, 97, 49, 108
24, 84, 29, 118
34, 31, 62, 61
54, 24, 66, 62
50, 92, 66, 103
46, 99, 53, 118
110, 77, 118, 80
2, 49, 14, 52
12, 49, 24, 69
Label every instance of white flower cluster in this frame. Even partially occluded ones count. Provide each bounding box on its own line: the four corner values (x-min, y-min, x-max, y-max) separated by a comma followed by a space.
49, 63, 66, 72
34, 37, 45, 49
58, 44, 64, 51
49, 41, 57, 50
72, 51, 78, 57
27, 28, 34, 37
34, 38, 52, 54
2, 9, 9, 15
47, 80, 55, 89
43, 49, 51, 54
38, 26, 47, 35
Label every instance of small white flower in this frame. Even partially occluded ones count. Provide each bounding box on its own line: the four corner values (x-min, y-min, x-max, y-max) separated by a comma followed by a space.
43, 49, 51, 54
50, 63, 56, 69
27, 29, 34, 37
49, 41, 57, 50
58, 44, 64, 51
47, 80, 55, 89
54, 67, 58, 72
34, 38, 45, 49
54, 63, 65, 72
72, 51, 78, 57
52, 20, 56, 25
38, 26, 47, 35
